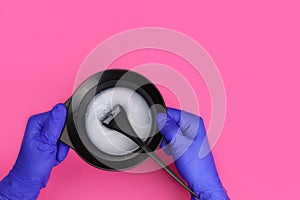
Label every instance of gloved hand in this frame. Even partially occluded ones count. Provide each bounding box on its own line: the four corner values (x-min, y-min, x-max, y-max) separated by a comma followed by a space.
0, 104, 69, 200
156, 108, 229, 200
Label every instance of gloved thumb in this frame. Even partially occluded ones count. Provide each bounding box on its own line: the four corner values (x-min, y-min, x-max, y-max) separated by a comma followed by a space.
156, 113, 182, 144
156, 113, 192, 159
40, 104, 67, 145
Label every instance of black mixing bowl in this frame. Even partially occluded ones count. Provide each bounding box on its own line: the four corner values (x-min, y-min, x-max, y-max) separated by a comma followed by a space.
59, 69, 166, 171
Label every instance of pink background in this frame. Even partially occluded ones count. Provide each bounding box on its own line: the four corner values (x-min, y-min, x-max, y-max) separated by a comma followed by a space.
0, 0, 300, 199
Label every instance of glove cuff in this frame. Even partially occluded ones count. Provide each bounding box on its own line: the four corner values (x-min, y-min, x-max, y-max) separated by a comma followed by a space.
0, 170, 41, 200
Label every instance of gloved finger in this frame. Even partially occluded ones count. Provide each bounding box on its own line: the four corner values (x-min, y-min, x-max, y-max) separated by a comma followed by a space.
156, 113, 183, 143
26, 112, 51, 134
40, 103, 67, 145
166, 107, 205, 140
57, 141, 69, 162
159, 138, 167, 148
159, 138, 172, 155
54, 141, 69, 166
157, 113, 194, 159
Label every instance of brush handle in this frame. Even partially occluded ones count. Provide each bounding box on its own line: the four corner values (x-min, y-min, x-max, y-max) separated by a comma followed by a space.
110, 123, 200, 198
126, 133, 200, 199
137, 141, 200, 199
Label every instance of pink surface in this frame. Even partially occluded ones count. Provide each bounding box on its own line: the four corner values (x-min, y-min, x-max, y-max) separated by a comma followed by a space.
0, 0, 300, 199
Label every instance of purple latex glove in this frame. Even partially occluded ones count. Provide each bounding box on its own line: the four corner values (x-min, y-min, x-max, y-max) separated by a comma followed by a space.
156, 108, 229, 200
0, 104, 69, 200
